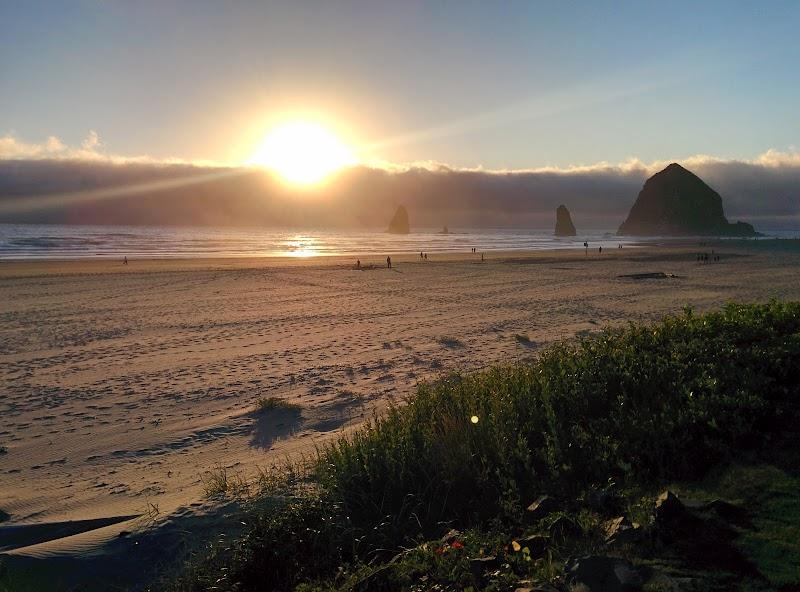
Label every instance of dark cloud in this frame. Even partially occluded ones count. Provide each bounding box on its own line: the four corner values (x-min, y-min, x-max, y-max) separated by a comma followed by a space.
0, 156, 798, 230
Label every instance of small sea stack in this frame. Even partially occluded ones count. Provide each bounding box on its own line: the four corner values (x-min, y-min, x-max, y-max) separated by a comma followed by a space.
617, 163, 758, 236
554, 205, 577, 236
387, 205, 410, 234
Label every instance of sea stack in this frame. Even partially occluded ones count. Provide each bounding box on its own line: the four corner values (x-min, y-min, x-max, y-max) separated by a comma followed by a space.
387, 205, 410, 234
554, 205, 577, 236
617, 163, 758, 236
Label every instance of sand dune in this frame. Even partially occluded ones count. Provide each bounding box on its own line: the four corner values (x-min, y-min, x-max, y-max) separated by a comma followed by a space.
2, 243, 800, 589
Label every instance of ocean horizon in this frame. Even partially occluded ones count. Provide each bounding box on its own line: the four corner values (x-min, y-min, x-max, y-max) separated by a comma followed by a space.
1, 223, 798, 261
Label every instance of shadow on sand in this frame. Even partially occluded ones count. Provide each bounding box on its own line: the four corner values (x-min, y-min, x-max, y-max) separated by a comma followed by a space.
248, 408, 304, 449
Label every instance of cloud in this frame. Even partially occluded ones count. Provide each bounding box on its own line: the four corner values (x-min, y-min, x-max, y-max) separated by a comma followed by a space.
0, 139, 798, 230
0, 131, 108, 161
0, 131, 223, 167
81, 130, 101, 150
0, 134, 68, 159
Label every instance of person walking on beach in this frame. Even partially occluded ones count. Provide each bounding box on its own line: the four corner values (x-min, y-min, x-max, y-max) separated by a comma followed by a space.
481, 252, 484, 262
599, 246, 603, 254
387, 256, 392, 269
356, 259, 361, 269
123, 256, 128, 265
420, 252, 423, 260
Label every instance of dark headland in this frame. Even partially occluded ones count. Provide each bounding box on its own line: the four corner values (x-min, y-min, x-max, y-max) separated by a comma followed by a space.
617, 163, 759, 236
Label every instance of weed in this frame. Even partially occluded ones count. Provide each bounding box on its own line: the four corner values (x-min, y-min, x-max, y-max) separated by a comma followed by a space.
254, 397, 302, 414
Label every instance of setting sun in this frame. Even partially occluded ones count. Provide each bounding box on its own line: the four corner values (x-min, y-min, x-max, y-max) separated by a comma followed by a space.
248, 122, 356, 185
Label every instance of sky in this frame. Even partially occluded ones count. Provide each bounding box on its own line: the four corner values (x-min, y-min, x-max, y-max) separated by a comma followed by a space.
2, 0, 799, 170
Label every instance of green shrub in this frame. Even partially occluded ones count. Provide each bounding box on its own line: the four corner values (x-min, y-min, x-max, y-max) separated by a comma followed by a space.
170, 301, 800, 591
315, 302, 800, 540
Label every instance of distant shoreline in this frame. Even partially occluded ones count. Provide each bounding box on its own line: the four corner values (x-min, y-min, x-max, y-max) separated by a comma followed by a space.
2, 238, 799, 279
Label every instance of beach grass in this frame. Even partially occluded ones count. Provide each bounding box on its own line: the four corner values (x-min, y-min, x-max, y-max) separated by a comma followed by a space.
437, 335, 465, 348
254, 396, 302, 414
164, 301, 800, 591
201, 466, 250, 498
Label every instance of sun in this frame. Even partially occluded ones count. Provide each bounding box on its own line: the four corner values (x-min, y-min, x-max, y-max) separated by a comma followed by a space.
248, 122, 356, 185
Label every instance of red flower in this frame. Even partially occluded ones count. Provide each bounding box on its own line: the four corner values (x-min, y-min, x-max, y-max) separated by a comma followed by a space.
451, 541, 464, 550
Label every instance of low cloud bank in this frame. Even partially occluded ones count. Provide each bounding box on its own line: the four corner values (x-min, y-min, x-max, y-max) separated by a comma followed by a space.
0, 144, 798, 230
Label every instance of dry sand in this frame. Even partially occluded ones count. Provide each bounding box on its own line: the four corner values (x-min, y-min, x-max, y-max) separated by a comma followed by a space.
2, 242, 800, 589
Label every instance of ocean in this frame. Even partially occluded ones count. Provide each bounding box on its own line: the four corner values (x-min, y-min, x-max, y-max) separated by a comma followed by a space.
0, 223, 796, 260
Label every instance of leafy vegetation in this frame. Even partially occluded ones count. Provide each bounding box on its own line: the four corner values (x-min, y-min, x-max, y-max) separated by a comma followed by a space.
165, 301, 800, 591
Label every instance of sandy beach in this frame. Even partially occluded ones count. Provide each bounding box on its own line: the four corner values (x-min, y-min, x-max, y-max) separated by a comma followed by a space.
2, 241, 800, 588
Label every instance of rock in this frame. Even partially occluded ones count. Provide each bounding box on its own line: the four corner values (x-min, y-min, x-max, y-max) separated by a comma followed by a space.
654, 490, 685, 524
549, 515, 581, 540
469, 556, 499, 580
517, 534, 549, 558
515, 585, 559, 592
617, 163, 759, 236
554, 204, 577, 236
0, 508, 9, 523
702, 499, 751, 527
387, 205, 410, 234
565, 555, 643, 591
526, 495, 558, 521
602, 516, 642, 546
440, 528, 462, 544
587, 488, 624, 516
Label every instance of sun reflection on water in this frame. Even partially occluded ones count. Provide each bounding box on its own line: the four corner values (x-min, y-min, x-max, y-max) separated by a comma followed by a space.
284, 236, 320, 258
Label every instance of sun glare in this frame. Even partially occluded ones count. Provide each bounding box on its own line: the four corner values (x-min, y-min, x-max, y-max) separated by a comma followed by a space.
249, 122, 356, 185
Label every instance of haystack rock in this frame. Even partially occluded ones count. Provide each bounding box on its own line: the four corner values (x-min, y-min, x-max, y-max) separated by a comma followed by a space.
387, 205, 410, 234
617, 163, 758, 236
554, 205, 577, 236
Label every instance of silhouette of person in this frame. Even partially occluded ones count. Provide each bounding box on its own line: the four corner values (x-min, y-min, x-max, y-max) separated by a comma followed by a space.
356, 259, 361, 269
123, 256, 128, 265
387, 256, 392, 269
599, 246, 603, 254
420, 252, 423, 259
481, 252, 484, 262
424, 253, 427, 260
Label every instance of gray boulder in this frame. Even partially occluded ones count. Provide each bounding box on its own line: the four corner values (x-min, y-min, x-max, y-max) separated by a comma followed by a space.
565, 555, 643, 591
